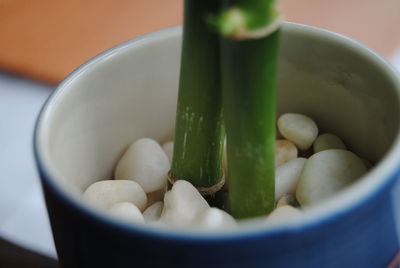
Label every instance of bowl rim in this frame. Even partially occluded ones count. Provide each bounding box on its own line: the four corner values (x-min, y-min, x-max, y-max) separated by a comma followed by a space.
33, 22, 400, 240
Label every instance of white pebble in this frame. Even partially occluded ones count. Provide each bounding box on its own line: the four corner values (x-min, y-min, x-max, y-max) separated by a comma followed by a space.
147, 221, 168, 228
275, 158, 306, 201
192, 208, 237, 230
115, 138, 170, 193
162, 141, 174, 164
83, 180, 147, 211
275, 139, 298, 166
313, 133, 346, 153
296, 149, 367, 206
108, 202, 144, 224
277, 113, 318, 150
266, 206, 302, 224
146, 188, 166, 207
160, 180, 209, 227
276, 194, 298, 208
143, 201, 164, 222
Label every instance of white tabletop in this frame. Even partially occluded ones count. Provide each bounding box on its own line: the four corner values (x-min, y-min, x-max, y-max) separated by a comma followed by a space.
0, 50, 399, 259
0, 73, 55, 258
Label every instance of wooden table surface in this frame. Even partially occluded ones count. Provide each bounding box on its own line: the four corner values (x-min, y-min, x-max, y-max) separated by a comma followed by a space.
1, 0, 400, 84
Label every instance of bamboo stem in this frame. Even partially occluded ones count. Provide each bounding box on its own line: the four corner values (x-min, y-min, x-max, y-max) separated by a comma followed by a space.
220, 0, 281, 218
171, 0, 225, 194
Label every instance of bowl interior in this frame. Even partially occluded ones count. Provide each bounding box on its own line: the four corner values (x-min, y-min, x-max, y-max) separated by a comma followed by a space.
36, 23, 400, 230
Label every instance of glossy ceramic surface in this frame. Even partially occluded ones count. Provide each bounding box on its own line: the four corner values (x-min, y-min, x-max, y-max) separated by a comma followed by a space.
34, 23, 400, 267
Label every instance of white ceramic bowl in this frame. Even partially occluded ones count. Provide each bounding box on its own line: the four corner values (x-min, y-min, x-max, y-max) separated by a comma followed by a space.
34, 23, 400, 267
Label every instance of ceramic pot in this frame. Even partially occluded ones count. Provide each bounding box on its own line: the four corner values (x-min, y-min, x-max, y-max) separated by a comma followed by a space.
34, 23, 400, 267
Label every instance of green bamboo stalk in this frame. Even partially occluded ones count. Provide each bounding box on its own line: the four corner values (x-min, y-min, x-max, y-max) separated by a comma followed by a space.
219, 0, 281, 218
171, 0, 225, 194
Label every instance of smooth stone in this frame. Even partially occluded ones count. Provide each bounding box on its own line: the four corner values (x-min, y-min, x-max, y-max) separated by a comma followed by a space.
115, 138, 170, 193
143, 201, 164, 222
147, 221, 168, 228
108, 202, 144, 224
160, 180, 209, 227
192, 208, 237, 230
296, 149, 367, 206
276, 139, 298, 166
277, 113, 318, 150
275, 158, 306, 201
313, 133, 346, 153
266, 206, 302, 224
83, 180, 147, 211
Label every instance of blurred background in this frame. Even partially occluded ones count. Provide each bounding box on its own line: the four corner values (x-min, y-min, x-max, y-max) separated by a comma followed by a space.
0, 0, 400, 266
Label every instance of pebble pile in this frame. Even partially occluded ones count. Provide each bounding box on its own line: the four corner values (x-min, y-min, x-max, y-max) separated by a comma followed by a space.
82, 113, 370, 229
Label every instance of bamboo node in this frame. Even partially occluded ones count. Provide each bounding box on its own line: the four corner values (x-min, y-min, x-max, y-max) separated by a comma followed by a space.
167, 171, 226, 196
230, 13, 283, 40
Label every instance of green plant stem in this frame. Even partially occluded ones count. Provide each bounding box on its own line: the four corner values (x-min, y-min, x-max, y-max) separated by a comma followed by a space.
220, 0, 280, 218
218, 0, 280, 37
171, 0, 225, 193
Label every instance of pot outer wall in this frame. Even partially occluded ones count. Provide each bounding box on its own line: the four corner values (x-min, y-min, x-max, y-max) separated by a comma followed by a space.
39, 167, 400, 268
34, 23, 400, 268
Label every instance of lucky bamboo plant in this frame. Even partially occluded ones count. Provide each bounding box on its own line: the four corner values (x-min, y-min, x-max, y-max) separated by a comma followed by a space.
170, 1, 225, 195
171, 0, 282, 219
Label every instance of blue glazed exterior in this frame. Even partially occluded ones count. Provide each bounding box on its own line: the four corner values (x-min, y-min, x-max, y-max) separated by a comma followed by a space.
34, 24, 400, 267
37, 163, 400, 267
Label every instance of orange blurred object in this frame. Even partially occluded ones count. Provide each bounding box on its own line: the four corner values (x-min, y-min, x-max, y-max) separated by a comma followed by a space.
0, 0, 183, 84
281, 0, 400, 59
0, 0, 399, 84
